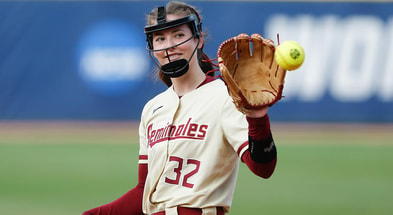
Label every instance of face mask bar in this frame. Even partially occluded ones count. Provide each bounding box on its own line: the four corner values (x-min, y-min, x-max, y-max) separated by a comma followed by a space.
147, 32, 201, 78
147, 31, 197, 53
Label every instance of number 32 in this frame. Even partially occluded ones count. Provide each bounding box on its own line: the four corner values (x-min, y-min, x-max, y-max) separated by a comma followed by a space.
165, 156, 201, 188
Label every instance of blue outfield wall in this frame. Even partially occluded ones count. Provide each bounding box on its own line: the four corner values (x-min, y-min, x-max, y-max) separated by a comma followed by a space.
0, 1, 392, 122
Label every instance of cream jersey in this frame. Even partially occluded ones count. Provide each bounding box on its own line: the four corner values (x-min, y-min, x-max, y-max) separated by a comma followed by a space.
138, 79, 249, 214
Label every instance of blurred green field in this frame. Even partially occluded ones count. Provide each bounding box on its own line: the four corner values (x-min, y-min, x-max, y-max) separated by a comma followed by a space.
1, 122, 393, 215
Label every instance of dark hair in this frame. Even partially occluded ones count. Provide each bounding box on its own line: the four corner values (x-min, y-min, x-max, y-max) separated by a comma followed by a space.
146, 1, 214, 86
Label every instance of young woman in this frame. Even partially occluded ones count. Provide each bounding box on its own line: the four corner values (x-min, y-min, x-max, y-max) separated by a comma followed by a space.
83, 1, 277, 215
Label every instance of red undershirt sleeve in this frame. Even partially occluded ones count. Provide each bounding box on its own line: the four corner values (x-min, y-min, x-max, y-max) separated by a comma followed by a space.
241, 114, 277, 179
82, 163, 148, 215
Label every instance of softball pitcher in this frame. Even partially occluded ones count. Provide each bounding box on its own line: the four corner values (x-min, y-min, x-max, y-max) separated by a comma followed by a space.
83, 1, 280, 215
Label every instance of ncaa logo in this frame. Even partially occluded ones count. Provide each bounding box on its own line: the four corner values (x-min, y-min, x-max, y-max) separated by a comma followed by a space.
76, 19, 149, 95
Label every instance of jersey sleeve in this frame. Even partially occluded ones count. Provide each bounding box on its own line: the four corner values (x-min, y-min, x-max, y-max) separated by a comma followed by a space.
220, 96, 249, 157
138, 106, 149, 165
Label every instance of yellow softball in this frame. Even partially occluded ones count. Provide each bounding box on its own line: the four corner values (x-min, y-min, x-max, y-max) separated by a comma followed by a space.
274, 40, 305, 71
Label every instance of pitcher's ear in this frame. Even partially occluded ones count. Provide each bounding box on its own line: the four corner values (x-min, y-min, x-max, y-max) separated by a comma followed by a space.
198, 34, 204, 49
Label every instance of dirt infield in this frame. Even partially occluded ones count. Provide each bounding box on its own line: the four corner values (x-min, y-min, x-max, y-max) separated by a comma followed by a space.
0, 121, 392, 145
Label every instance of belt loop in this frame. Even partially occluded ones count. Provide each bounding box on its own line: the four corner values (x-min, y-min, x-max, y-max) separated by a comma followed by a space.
165, 207, 178, 215
202, 207, 217, 215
